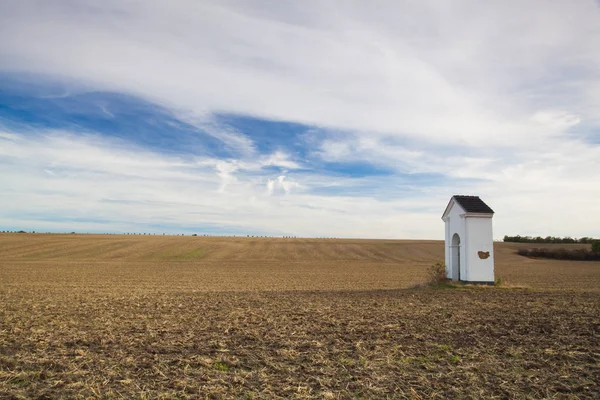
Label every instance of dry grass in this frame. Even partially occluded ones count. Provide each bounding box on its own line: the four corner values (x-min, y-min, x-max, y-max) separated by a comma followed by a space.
1, 233, 599, 398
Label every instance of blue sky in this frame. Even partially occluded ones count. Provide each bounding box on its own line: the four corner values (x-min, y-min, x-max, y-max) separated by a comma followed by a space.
1, 1, 599, 238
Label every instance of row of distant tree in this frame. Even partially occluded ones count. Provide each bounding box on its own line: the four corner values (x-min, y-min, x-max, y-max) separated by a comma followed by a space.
503, 235, 598, 244
1, 231, 305, 238
517, 247, 600, 260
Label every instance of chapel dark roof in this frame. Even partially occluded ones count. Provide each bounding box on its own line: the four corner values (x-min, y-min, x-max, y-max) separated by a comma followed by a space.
453, 195, 494, 214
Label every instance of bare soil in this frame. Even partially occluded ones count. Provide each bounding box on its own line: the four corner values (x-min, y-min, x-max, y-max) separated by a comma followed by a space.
1, 234, 599, 399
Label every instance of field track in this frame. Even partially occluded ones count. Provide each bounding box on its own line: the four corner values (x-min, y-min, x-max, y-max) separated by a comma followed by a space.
1, 234, 599, 398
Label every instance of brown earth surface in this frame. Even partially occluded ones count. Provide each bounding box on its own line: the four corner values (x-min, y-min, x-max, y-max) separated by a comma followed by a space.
1, 233, 599, 398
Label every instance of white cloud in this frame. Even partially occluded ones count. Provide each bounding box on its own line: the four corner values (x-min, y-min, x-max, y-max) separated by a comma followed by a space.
1, 1, 599, 238
259, 151, 300, 169
0, 130, 444, 237
267, 175, 300, 196
1, 129, 599, 238
215, 161, 239, 193
3, 1, 599, 144
0, 132, 20, 140
530, 110, 581, 131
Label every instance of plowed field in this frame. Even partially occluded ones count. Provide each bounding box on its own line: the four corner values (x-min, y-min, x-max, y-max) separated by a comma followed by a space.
1, 234, 599, 398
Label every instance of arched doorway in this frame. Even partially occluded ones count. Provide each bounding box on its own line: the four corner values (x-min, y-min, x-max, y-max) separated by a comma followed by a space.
451, 233, 461, 281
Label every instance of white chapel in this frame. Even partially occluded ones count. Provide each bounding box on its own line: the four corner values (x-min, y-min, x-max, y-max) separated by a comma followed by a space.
441, 195, 495, 284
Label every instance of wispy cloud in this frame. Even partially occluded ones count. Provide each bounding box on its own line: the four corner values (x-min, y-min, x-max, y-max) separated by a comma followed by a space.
0, 129, 449, 238
0, 1, 599, 238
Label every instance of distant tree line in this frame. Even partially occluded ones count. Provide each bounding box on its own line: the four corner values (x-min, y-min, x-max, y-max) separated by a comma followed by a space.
503, 235, 598, 244
517, 247, 600, 261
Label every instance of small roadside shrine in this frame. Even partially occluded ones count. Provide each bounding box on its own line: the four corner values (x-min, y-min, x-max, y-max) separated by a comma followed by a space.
441, 195, 495, 284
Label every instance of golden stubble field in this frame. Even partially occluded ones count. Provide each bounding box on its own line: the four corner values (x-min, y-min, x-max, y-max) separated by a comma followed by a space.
1, 233, 599, 399
1, 233, 599, 292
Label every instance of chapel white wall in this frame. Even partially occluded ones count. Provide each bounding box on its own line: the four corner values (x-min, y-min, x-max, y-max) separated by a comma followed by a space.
465, 217, 495, 282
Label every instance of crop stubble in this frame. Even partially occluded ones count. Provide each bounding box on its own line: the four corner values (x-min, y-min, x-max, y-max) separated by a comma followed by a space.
1, 234, 599, 398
